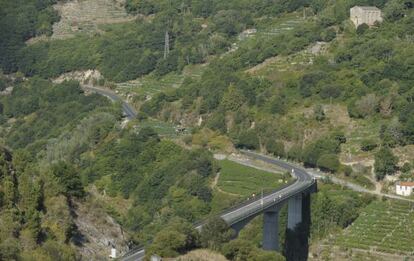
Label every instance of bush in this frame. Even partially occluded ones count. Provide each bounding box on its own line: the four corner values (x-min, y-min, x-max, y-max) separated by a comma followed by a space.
343, 165, 353, 176
235, 130, 260, 150
200, 217, 234, 251
356, 23, 369, 35
401, 162, 411, 173
317, 154, 340, 173
374, 147, 398, 180
287, 145, 302, 161
266, 140, 285, 157
360, 139, 378, 151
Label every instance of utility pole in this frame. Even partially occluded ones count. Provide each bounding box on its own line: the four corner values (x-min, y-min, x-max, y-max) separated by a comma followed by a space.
164, 30, 170, 59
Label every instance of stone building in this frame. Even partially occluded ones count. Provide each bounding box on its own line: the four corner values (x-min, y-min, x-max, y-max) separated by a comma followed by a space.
350, 6, 383, 27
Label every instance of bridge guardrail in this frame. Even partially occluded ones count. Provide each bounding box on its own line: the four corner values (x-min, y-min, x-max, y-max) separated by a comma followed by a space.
226, 180, 315, 226
193, 179, 297, 228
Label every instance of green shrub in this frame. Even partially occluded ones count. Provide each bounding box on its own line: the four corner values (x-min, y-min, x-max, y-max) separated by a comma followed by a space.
317, 154, 340, 173
360, 139, 378, 151
266, 140, 285, 157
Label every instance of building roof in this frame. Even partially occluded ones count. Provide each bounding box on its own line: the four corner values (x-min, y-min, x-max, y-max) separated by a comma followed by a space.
398, 181, 414, 187
352, 6, 381, 11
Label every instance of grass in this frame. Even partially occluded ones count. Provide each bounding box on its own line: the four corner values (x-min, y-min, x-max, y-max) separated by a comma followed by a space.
117, 72, 184, 96
115, 63, 207, 97
217, 160, 287, 197
334, 199, 414, 255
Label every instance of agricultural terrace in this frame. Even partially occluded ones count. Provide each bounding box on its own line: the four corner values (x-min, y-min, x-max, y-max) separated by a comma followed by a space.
216, 159, 289, 197
334, 200, 414, 255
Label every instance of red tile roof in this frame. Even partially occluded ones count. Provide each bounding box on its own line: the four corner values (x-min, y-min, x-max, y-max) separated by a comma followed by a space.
398, 182, 414, 187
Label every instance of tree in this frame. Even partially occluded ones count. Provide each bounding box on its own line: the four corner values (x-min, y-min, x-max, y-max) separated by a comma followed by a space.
384, 0, 406, 21
200, 217, 234, 251
374, 147, 398, 180
356, 23, 369, 35
317, 154, 340, 173
266, 140, 285, 157
314, 104, 325, 121
221, 84, 246, 111
360, 139, 378, 151
236, 130, 260, 150
51, 161, 85, 198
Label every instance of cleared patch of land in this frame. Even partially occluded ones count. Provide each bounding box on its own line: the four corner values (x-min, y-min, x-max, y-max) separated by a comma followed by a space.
52, 0, 134, 39
116, 64, 206, 97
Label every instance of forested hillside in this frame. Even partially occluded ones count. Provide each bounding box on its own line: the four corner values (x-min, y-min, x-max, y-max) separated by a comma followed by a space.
140, 0, 414, 183
1, 0, 414, 260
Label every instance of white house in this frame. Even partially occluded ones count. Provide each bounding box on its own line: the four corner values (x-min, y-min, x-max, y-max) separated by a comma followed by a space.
350, 6, 383, 27
109, 248, 117, 259
396, 181, 414, 196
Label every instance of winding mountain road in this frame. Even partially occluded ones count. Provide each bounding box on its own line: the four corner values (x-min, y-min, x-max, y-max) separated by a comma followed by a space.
82, 85, 137, 119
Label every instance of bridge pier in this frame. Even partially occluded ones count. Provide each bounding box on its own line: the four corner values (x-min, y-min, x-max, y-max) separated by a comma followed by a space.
263, 210, 280, 251
287, 194, 302, 230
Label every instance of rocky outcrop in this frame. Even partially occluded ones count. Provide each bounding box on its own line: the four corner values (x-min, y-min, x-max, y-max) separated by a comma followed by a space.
53, 70, 103, 85
73, 196, 129, 260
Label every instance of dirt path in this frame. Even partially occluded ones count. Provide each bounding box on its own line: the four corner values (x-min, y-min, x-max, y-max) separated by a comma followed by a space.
211, 172, 240, 197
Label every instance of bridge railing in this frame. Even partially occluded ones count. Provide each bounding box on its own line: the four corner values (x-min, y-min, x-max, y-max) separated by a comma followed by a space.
193, 179, 298, 228
226, 179, 316, 226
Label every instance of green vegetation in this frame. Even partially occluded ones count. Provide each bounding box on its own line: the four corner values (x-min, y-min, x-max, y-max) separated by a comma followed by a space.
217, 160, 287, 197
1, 0, 414, 259
312, 182, 375, 236
374, 146, 398, 180
0, 0, 59, 72
139, 0, 414, 185
334, 199, 414, 254
0, 78, 218, 258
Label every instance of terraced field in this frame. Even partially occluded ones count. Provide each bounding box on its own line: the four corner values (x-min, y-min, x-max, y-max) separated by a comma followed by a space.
217, 159, 288, 197
116, 64, 206, 97
52, 0, 133, 39
334, 200, 414, 255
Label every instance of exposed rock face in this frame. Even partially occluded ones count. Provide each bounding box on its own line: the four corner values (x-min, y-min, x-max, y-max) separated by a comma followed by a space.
73, 197, 129, 260
53, 70, 103, 85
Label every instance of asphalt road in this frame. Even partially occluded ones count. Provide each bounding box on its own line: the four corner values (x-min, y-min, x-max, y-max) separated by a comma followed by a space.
121, 150, 316, 261
82, 85, 137, 119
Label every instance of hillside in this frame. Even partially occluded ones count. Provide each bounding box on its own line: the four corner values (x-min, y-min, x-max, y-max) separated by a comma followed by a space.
52, 0, 134, 39
1, 0, 414, 260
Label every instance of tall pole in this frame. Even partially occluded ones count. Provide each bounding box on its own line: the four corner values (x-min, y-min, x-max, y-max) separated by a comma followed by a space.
164, 31, 170, 59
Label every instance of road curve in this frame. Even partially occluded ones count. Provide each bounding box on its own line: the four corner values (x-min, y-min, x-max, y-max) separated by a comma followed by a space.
121, 150, 316, 261
82, 85, 137, 119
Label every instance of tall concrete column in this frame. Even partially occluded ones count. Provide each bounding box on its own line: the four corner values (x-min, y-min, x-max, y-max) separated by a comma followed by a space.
287, 194, 302, 230
263, 210, 279, 251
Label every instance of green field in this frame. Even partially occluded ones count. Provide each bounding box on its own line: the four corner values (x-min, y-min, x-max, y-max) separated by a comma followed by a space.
116, 64, 206, 97
334, 200, 414, 255
217, 160, 288, 197
136, 118, 189, 138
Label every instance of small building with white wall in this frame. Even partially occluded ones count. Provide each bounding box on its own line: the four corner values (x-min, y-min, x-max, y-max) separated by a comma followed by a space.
396, 181, 414, 196
350, 6, 383, 27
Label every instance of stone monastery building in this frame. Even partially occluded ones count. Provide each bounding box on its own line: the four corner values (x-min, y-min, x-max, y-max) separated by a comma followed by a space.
350, 6, 383, 27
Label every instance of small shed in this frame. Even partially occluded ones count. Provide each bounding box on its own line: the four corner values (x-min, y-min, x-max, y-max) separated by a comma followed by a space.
350, 6, 383, 27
